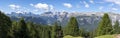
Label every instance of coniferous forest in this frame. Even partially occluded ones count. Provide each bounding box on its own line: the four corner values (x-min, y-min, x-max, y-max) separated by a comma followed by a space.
1, 10, 120, 38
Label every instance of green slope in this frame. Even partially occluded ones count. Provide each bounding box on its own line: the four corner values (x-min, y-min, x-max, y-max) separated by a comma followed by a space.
63, 35, 83, 38
95, 35, 114, 38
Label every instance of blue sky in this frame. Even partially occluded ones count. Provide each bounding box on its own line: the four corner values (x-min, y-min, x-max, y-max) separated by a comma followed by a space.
0, 0, 120, 14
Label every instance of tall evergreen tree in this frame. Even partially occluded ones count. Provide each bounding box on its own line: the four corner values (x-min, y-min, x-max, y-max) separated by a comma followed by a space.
35, 24, 51, 38
79, 28, 85, 37
27, 22, 36, 38
17, 18, 28, 38
52, 22, 63, 38
65, 17, 79, 36
11, 21, 19, 38
57, 26, 63, 38
52, 22, 59, 38
34, 25, 41, 38
96, 13, 113, 36
0, 11, 12, 38
113, 20, 120, 34
41, 26, 51, 38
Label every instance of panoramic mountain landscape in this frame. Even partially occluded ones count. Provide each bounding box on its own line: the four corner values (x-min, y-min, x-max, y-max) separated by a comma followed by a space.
1, 0, 120, 38
6, 11, 120, 31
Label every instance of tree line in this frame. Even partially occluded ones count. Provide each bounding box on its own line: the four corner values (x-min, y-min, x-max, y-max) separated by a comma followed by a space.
0, 11, 120, 38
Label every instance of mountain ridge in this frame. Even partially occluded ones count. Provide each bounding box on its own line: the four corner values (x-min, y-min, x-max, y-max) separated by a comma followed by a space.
6, 11, 120, 31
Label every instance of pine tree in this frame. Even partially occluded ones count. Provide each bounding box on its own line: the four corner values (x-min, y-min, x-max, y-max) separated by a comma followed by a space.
52, 22, 59, 38
79, 28, 85, 37
57, 26, 63, 38
41, 26, 51, 38
89, 31, 95, 38
113, 20, 120, 34
12, 21, 23, 38
26, 22, 36, 38
34, 25, 41, 38
52, 22, 63, 38
35, 24, 51, 38
65, 17, 79, 36
96, 13, 113, 36
17, 18, 28, 38
0, 11, 12, 38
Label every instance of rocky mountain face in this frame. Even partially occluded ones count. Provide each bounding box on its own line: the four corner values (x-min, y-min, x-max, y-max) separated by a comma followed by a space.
6, 11, 120, 31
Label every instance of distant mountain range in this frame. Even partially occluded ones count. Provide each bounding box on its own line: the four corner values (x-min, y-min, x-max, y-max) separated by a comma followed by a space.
6, 11, 120, 31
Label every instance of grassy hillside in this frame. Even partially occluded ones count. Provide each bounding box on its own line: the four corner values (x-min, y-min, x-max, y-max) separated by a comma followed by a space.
63, 35, 83, 38
95, 35, 114, 38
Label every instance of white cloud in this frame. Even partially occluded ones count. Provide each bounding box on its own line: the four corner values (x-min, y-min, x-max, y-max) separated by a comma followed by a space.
30, 4, 34, 6
105, 0, 120, 5
99, 6, 104, 10
49, 5, 54, 10
112, 8, 118, 11
63, 3, 72, 8
90, 0, 94, 4
83, 1, 89, 8
9, 4, 20, 9
31, 3, 54, 10
85, 4, 89, 8
34, 3, 49, 10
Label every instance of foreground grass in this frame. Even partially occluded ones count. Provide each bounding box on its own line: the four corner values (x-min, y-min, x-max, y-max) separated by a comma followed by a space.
63, 35, 83, 38
95, 35, 114, 38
